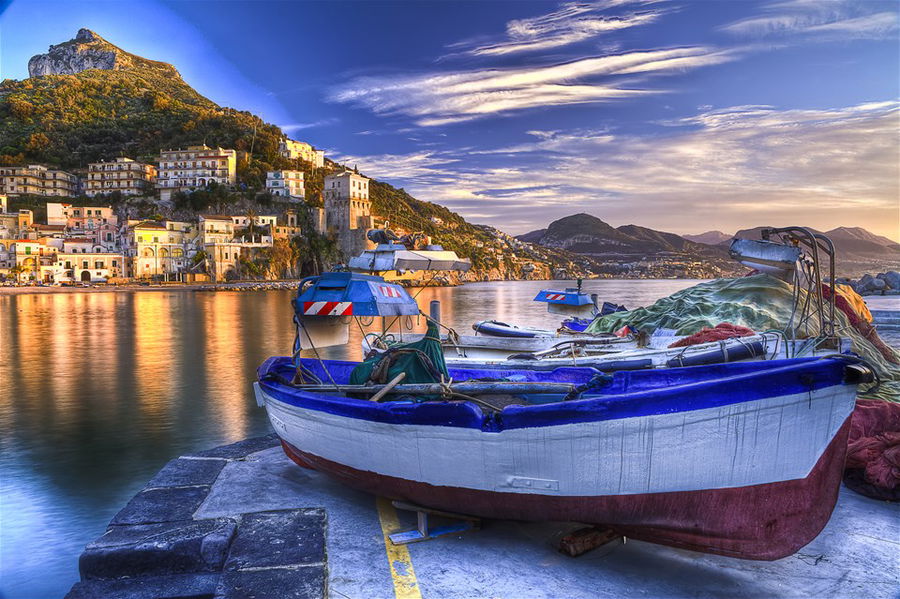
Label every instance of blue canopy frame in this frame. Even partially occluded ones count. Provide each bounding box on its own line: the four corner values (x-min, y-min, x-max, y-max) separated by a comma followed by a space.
293, 272, 420, 318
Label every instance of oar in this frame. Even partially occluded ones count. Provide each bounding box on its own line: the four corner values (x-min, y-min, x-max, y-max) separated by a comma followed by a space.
370, 372, 406, 401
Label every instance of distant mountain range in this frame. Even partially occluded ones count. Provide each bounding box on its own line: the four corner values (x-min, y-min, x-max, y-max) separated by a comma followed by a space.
519, 214, 728, 258
683, 231, 731, 245
520, 215, 900, 277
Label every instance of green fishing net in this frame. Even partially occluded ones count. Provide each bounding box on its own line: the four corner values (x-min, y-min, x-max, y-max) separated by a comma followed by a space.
349, 318, 449, 392
585, 274, 899, 401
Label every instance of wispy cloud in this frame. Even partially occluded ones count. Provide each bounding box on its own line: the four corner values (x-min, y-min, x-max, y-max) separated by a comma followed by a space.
723, 0, 899, 41
450, 1, 667, 57
337, 102, 900, 239
279, 118, 339, 133
329, 46, 735, 126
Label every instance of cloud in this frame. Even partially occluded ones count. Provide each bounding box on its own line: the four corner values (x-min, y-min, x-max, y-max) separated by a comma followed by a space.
723, 1, 899, 41
329, 46, 735, 126
451, 1, 666, 57
279, 118, 339, 133
337, 101, 900, 239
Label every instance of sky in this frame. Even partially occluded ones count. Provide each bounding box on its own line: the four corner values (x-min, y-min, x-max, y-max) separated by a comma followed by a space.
1, 0, 898, 240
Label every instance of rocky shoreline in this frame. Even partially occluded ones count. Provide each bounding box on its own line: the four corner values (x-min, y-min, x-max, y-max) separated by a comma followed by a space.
833, 271, 900, 296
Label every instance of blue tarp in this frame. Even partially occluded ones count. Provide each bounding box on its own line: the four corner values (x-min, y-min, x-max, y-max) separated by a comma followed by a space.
533, 289, 593, 306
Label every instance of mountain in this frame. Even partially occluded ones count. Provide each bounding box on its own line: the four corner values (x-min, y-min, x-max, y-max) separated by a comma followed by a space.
520, 214, 724, 257
683, 230, 731, 245
824, 227, 900, 250
518, 214, 742, 278
1, 29, 592, 281
1, 29, 279, 170
28, 29, 180, 78
617, 224, 714, 254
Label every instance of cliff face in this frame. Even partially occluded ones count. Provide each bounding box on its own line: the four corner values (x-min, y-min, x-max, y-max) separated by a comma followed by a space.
28, 29, 180, 78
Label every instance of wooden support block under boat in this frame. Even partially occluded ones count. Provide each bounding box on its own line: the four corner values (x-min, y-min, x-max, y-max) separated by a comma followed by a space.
557, 527, 622, 557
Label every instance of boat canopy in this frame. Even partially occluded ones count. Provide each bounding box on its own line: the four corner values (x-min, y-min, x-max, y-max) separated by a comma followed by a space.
729, 238, 800, 279
533, 288, 593, 306
348, 243, 472, 273
293, 271, 419, 318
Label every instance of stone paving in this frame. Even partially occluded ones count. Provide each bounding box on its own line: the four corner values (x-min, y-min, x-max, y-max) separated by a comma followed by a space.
68, 434, 900, 599
65, 434, 329, 599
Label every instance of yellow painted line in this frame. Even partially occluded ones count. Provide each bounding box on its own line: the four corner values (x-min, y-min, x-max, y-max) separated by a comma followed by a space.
376, 496, 423, 599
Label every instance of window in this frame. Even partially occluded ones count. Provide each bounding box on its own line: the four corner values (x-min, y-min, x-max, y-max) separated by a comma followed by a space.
95, 261, 103, 269
112, 260, 118, 267
82, 261, 88, 269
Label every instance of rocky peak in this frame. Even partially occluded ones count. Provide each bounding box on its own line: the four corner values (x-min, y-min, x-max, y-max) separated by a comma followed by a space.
75, 28, 101, 43
28, 29, 180, 78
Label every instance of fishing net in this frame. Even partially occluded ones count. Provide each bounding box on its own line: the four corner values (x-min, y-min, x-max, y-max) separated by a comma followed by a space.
586, 274, 900, 402
349, 318, 449, 391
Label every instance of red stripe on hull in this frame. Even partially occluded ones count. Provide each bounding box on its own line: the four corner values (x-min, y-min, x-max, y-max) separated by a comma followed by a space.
279, 417, 851, 560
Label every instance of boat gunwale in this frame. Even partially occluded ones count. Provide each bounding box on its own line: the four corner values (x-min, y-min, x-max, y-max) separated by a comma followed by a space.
257, 355, 855, 431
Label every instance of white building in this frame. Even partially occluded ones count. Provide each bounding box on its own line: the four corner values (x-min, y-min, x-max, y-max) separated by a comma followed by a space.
265, 171, 305, 200
156, 146, 237, 201
279, 139, 325, 168
55, 252, 126, 283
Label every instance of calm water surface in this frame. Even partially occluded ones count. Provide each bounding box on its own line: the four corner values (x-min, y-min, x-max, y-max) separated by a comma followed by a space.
0, 279, 725, 597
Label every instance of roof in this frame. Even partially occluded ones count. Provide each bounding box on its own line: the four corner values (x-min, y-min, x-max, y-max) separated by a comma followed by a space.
199, 214, 234, 221
131, 221, 167, 229
32, 224, 66, 230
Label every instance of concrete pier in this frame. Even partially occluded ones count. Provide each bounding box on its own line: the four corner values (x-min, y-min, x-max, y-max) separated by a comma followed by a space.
69, 434, 899, 598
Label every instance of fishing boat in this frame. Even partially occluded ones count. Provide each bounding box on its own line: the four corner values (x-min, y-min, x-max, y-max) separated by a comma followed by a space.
471, 320, 553, 338
257, 225, 875, 559
256, 352, 873, 560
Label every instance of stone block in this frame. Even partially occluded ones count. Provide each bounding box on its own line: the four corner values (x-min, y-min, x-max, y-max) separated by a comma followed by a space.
225, 509, 326, 571
80, 518, 237, 580
66, 573, 220, 599
189, 434, 280, 460
215, 566, 326, 599
111, 486, 210, 526
148, 458, 228, 488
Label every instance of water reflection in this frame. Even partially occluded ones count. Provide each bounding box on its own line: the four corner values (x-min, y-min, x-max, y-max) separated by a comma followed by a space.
0, 279, 698, 598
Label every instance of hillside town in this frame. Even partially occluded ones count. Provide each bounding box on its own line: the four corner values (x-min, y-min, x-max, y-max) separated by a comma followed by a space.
0, 139, 383, 283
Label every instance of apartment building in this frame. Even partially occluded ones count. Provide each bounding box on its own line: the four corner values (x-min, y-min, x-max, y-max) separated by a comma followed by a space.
278, 139, 324, 168
265, 170, 305, 200
156, 146, 237, 201
85, 157, 156, 197
0, 165, 78, 197
198, 215, 235, 245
